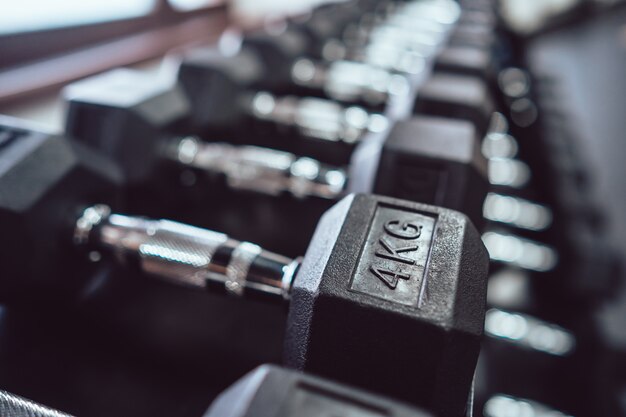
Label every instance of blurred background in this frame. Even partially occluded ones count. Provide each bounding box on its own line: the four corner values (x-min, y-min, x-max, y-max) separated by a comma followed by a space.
0, 0, 594, 126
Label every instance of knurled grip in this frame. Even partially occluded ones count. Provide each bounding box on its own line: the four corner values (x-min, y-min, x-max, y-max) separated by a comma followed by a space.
76, 206, 295, 300
0, 391, 72, 417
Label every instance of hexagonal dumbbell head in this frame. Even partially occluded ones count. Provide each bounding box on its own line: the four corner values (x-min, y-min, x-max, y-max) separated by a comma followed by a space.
64, 69, 190, 185
243, 27, 310, 87
286, 194, 489, 417
290, 2, 360, 49
349, 116, 489, 228
204, 365, 434, 417
0, 116, 121, 302
414, 73, 494, 136
435, 45, 496, 80
177, 46, 266, 129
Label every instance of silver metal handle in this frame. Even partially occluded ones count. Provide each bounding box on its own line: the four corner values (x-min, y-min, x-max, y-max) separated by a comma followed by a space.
291, 58, 411, 106
75, 205, 298, 301
248, 92, 388, 144
0, 391, 73, 417
169, 137, 347, 199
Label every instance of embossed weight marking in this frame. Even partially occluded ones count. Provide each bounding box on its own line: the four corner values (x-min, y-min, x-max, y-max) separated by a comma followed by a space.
371, 220, 424, 289
351, 206, 436, 306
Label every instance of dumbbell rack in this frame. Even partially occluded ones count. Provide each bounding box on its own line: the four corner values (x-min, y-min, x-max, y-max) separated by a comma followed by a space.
0, 0, 623, 416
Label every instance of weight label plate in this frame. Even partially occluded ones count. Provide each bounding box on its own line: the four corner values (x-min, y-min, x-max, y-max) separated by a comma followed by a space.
350, 205, 436, 307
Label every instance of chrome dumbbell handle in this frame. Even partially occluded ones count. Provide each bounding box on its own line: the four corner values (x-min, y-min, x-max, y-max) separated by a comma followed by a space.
168, 137, 347, 200
291, 58, 411, 106
247, 92, 389, 144
75, 205, 299, 302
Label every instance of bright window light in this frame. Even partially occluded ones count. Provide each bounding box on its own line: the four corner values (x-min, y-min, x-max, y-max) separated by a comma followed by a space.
168, 0, 217, 11
0, 0, 156, 35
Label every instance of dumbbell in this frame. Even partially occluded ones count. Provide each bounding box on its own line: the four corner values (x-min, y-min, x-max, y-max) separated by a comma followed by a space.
0, 116, 489, 417
314, 0, 497, 76
324, 1, 479, 68
478, 308, 612, 416
205, 365, 434, 417
481, 265, 615, 415
241, 12, 497, 114
176, 45, 500, 160
481, 115, 620, 305
241, 27, 494, 113
66, 69, 534, 236
177, 45, 391, 165
64, 68, 489, 228
302, 0, 461, 66
242, 26, 416, 111
413, 72, 496, 138
484, 217, 621, 307
0, 365, 434, 417
433, 44, 497, 80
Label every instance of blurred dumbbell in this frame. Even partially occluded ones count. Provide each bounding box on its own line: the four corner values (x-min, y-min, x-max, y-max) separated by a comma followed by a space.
477, 308, 617, 416
241, 26, 496, 114
242, 27, 415, 111
0, 116, 489, 417
482, 264, 618, 416
177, 45, 391, 165
205, 365, 435, 417
316, 0, 497, 77
64, 69, 489, 227
3, 365, 434, 417
413, 72, 495, 137
305, 0, 462, 71
177, 44, 498, 154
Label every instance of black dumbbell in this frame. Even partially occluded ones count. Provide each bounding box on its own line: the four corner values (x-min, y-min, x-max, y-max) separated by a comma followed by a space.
0, 116, 489, 417
482, 261, 616, 416
0, 116, 121, 301
288, 0, 375, 52
178, 42, 497, 145
327, 3, 460, 61
242, 26, 415, 111
177, 45, 391, 165
177, 45, 499, 158
539, 221, 621, 306
296, 0, 459, 61
413, 72, 496, 137
0, 365, 434, 417
242, 27, 496, 114
64, 69, 488, 227
478, 308, 614, 416
316, 1, 497, 76
245, 3, 495, 89
205, 365, 435, 417
484, 218, 622, 307
434, 45, 497, 80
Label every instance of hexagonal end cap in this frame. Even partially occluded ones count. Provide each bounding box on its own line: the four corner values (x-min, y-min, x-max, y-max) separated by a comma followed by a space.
285, 194, 488, 417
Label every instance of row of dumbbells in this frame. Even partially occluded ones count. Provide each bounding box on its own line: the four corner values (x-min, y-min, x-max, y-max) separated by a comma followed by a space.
0, 0, 614, 415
